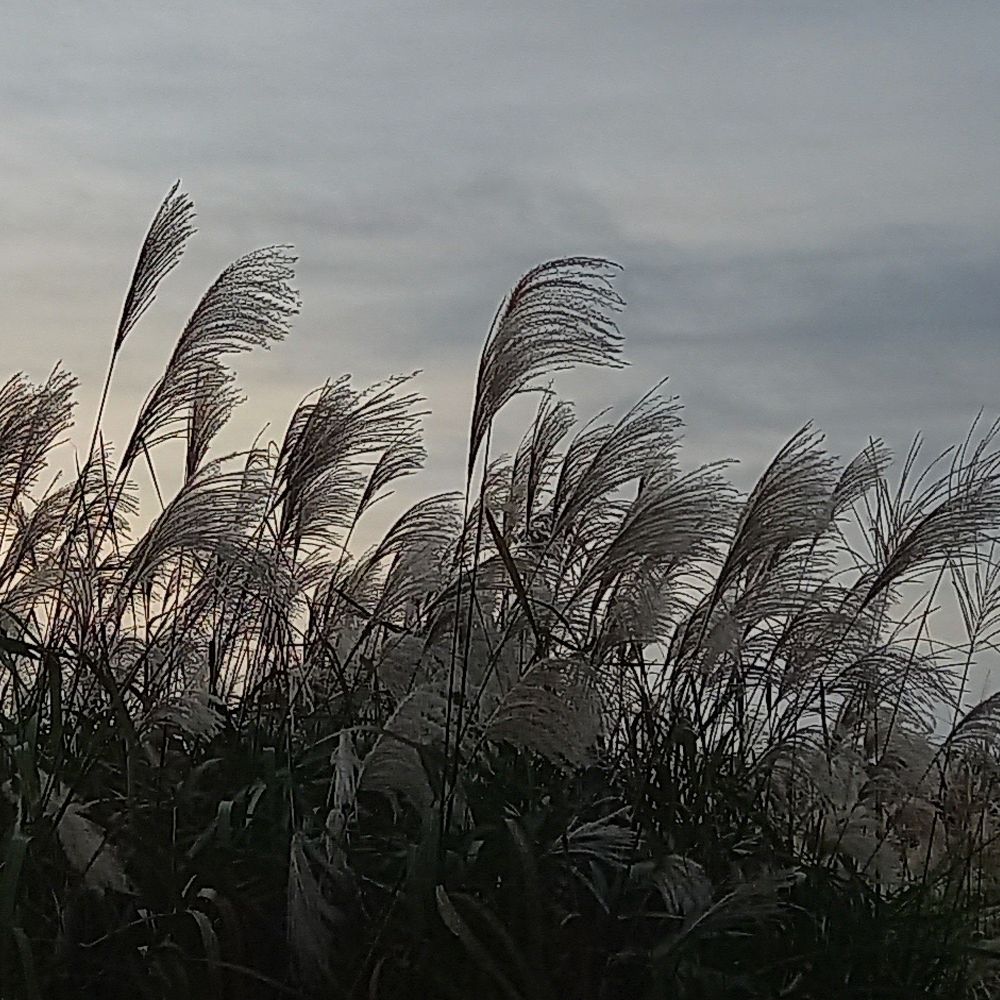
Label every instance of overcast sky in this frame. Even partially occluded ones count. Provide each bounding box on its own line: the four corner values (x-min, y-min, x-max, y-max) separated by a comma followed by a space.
2, 1, 999, 500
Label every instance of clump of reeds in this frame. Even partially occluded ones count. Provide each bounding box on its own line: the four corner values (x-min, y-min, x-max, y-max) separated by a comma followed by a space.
2, 185, 1000, 999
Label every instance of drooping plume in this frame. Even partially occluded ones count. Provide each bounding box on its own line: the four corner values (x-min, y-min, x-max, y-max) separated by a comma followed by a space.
115, 180, 197, 350
122, 246, 299, 473
468, 257, 625, 478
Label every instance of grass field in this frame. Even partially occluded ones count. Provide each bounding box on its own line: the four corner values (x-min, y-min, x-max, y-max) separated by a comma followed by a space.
2, 185, 1000, 998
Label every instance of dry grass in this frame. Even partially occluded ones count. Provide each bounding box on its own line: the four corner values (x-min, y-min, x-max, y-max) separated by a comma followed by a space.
2, 185, 1000, 998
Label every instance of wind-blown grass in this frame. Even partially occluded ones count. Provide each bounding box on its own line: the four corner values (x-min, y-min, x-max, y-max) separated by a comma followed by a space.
2, 185, 1000, 998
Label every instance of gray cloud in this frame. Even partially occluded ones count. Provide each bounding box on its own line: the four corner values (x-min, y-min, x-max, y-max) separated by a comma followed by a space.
1, 0, 998, 500
621, 227, 1000, 459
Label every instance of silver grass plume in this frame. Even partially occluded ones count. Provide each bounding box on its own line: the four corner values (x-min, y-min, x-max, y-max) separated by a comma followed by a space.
0, 367, 76, 519
423, 557, 535, 650
121, 457, 268, 592
841, 643, 952, 727
374, 635, 450, 702
667, 435, 842, 665
859, 439, 1000, 609
507, 392, 575, 536
0, 564, 71, 619
356, 435, 426, 516
596, 562, 690, 652
462, 453, 516, 548
360, 683, 450, 812
115, 180, 196, 350
0, 487, 75, 585
343, 493, 463, 624
546, 806, 640, 868
41, 780, 132, 894
374, 538, 456, 625
273, 374, 423, 551
325, 729, 361, 848
946, 691, 1000, 753
468, 257, 624, 478
951, 542, 1000, 649
832, 438, 892, 518
122, 245, 298, 471
579, 463, 737, 599
351, 493, 463, 582
482, 658, 601, 768
56, 802, 133, 894
185, 366, 244, 481
54, 445, 140, 564
551, 390, 684, 535
764, 588, 892, 707
720, 427, 839, 589
142, 680, 227, 745
639, 855, 714, 919
651, 869, 796, 967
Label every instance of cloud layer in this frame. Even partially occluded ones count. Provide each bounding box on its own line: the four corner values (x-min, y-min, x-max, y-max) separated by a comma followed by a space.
1, 0, 998, 493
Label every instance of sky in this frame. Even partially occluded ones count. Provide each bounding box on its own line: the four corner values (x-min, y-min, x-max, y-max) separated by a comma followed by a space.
2, 0, 999, 503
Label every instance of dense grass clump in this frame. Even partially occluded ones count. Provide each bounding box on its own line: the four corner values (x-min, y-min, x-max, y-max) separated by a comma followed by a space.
3, 185, 1000, 998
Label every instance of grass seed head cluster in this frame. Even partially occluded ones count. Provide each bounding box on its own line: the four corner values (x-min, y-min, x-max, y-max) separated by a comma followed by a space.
2, 186, 1000, 998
